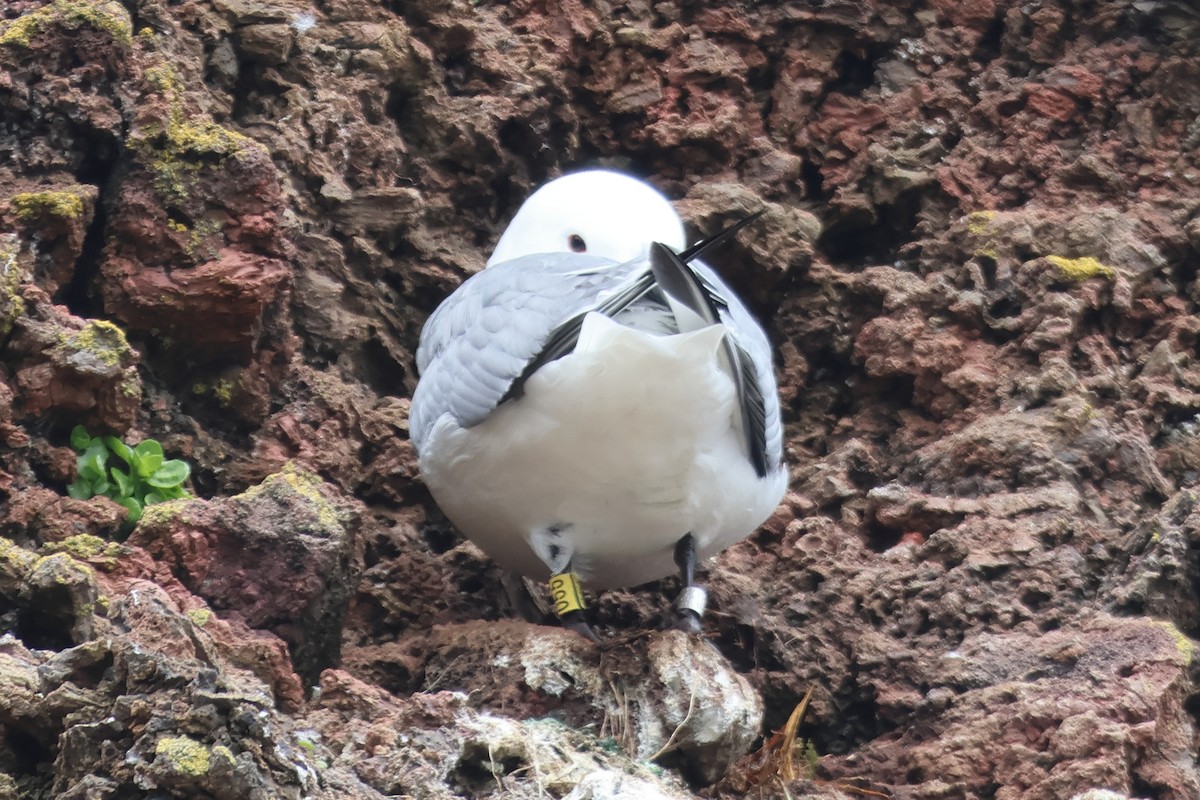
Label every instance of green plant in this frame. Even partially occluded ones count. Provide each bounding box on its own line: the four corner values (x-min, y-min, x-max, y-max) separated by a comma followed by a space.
67, 426, 192, 528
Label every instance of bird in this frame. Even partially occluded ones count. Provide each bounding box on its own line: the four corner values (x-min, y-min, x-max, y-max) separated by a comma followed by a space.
409, 169, 787, 638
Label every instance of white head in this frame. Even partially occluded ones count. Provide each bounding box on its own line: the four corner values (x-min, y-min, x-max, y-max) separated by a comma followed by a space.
486, 169, 686, 267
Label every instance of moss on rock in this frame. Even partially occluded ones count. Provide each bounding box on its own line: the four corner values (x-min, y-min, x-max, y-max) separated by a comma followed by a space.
40, 534, 124, 570
239, 463, 347, 531
186, 607, 212, 627
1046, 254, 1115, 281
10, 190, 86, 221
55, 319, 137, 372
154, 736, 212, 776
0, 0, 133, 48
0, 236, 27, 337
135, 63, 264, 205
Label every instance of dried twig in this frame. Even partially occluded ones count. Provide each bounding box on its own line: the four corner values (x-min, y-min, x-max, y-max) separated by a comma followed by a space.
649, 687, 697, 762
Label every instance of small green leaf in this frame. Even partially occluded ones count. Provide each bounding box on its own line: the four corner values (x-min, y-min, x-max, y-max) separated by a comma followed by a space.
70, 425, 91, 452
104, 436, 134, 466
110, 466, 133, 497
147, 460, 190, 489
76, 455, 95, 481
79, 447, 107, 482
92, 478, 111, 497
67, 480, 92, 500
133, 440, 163, 477
144, 491, 166, 505
119, 496, 143, 524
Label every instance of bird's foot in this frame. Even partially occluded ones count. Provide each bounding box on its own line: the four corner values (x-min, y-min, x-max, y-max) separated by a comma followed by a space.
559, 609, 600, 642
669, 607, 704, 634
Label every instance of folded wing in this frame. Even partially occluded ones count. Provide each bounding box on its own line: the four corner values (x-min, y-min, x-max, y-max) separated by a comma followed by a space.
411, 223, 782, 477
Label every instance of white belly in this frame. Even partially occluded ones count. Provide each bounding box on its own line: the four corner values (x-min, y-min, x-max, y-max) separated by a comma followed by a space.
418, 313, 788, 590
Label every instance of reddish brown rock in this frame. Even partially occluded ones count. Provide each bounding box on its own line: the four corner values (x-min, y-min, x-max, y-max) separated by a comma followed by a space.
129, 463, 363, 686
1, 487, 126, 544
4, 287, 141, 432
0, 183, 97, 297
821, 615, 1198, 799
100, 250, 290, 360
2, 0, 1200, 797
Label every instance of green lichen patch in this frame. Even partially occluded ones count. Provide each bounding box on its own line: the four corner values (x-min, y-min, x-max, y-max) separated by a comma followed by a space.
1045, 255, 1114, 281
10, 190, 86, 221
186, 607, 212, 627
0, 236, 27, 337
40, 534, 124, 563
0, 537, 38, 581
166, 216, 223, 261
964, 210, 1003, 262
191, 374, 237, 407
133, 63, 264, 205
0, 0, 133, 48
965, 210, 996, 236
238, 463, 347, 531
1154, 620, 1195, 665
32, 551, 96, 584
136, 497, 193, 527
56, 319, 136, 369
155, 736, 212, 776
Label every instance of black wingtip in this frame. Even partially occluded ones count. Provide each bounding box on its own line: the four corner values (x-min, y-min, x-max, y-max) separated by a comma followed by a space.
679, 209, 765, 264
650, 242, 722, 325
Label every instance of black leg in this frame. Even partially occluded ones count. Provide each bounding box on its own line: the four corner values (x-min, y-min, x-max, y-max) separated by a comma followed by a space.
670, 533, 707, 633
559, 608, 599, 642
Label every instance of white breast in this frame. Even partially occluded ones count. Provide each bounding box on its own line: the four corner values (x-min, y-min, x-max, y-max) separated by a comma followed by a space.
418, 312, 788, 590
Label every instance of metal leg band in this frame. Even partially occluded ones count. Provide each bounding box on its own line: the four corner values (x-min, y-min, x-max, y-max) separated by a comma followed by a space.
676, 586, 708, 617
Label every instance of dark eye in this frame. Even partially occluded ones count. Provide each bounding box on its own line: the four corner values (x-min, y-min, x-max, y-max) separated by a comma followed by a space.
568, 234, 587, 253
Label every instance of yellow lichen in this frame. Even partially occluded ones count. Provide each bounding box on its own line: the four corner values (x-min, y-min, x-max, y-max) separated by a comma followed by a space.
965, 211, 1004, 264
33, 552, 95, 584
1045, 255, 1114, 281
186, 608, 212, 627
41, 534, 123, 563
1154, 620, 1194, 665
0, 0, 132, 48
211, 745, 235, 766
965, 210, 996, 236
166, 120, 254, 158
211, 377, 235, 405
10, 190, 86, 221
136, 497, 192, 528
0, 537, 37, 577
155, 736, 212, 776
134, 63, 261, 205
191, 376, 237, 406
59, 319, 135, 368
0, 236, 26, 336
188, 218, 222, 260
239, 463, 345, 530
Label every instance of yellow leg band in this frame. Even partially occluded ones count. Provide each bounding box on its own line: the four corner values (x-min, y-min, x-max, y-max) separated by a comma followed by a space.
549, 572, 586, 616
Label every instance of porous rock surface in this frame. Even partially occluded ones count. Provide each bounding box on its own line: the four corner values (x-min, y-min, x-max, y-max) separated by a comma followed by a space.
2, 0, 1200, 798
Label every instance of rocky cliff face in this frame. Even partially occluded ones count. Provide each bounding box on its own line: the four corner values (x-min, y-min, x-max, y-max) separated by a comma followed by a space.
1, 0, 1199, 798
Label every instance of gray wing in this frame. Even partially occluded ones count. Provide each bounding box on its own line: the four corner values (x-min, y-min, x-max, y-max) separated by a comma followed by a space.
648, 243, 784, 477
410, 253, 647, 452
692, 261, 785, 475
411, 247, 783, 476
